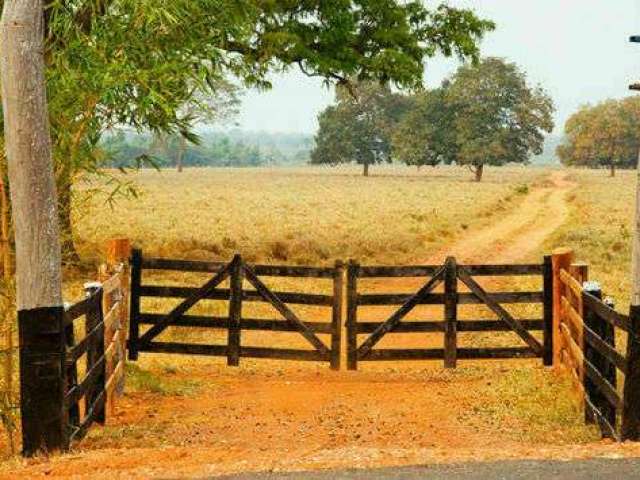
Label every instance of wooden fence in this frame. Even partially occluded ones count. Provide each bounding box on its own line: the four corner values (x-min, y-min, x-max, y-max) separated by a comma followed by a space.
63, 265, 128, 445
346, 257, 553, 369
552, 248, 640, 440
129, 251, 343, 369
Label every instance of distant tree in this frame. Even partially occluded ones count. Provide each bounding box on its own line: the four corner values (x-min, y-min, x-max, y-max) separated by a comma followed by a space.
392, 87, 458, 168
557, 97, 640, 176
311, 82, 412, 176
446, 58, 555, 181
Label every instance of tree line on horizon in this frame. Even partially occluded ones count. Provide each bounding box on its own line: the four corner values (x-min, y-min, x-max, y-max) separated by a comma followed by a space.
310, 57, 556, 181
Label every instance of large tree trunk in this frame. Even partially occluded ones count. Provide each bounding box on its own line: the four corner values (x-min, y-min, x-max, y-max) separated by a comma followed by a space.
1, 0, 66, 454
474, 163, 484, 182
363, 161, 369, 177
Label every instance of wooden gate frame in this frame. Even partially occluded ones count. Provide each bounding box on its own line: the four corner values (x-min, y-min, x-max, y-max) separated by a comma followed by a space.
346, 256, 553, 370
128, 251, 343, 369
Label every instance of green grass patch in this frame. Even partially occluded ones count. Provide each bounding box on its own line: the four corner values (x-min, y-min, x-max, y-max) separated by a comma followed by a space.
125, 363, 202, 397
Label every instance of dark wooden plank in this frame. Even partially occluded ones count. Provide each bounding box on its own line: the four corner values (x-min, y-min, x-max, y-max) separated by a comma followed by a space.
583, 355, 623, 411
346, 261, 359, 370
240, 347, 328, 362
361, 347, 538, 361
457, 267, 544, 355
69, 388, 107, 443
227, 256, 243, 367
140, 341, 228, 356
355, 319, 544, 333
138, 262, 232, 346
85, 287, 106, 425
356, 321, 445, 333
583, 321, 628, 374
584, 394, 621, 442
138, 285, 334, 306
63, 296, 94, 326
583, 292, 631, 332
460, 264, 544, 276
331, 260, 344, 370
141, 257, 226, 272
356, 265, 446, 358
622, 305, 640, 440
138, 314, 334, 333
65, 353, 106, 408
128, 248, 143, 360
356, 265, 442, 278
444, 257, 457, 369
242, 263, 331, 356
543, 255, 554, 366
66, 319, 105, 364
356, 291, 543, 306
251, 264, 336, 278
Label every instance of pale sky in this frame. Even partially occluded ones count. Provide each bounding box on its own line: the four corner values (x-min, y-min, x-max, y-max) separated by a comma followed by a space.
234, 1, 640, 135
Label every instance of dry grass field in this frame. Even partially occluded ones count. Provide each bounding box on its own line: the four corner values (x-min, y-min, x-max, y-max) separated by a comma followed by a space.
6, 164, 640, 477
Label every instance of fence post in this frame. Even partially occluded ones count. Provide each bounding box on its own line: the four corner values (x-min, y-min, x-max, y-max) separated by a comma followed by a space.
84, 284, 106, 425
227, 255, 243, 367
551, 248, 575, 367
330, 260, 344, 371
542, 255, 554, 366
18, 306, 68, 455
582, 284, 601, 427
346, 260, 359, 371
444, 256, 457, 369
622, 304, 640, 440
128, 248, 142, 361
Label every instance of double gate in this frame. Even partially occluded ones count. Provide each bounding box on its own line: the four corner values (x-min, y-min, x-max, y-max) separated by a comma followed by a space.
128, 250, 552, 371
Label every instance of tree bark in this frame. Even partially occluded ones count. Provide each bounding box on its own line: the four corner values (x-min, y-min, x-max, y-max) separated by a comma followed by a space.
1, 0, 62, 310
363, 161, 369, 177
176, 135, 186, 172
474, 163, 484, 182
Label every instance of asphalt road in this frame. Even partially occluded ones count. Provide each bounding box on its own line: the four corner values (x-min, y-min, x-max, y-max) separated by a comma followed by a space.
202, 459, 640, 480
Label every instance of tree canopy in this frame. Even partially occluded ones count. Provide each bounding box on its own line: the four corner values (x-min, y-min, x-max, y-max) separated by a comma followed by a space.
445, 57, 555, 181
557, 97, 640, 176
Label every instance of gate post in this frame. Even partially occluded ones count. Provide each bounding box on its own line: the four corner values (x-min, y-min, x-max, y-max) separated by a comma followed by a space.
84, 284, 106, 425
330, 260, 344, 371
542, 255, 554, 366
551, 248, 574, 367
444, 257, 457, 369
128, 248, 142, 361
18, 306, 68, 455
346, 260, 359, 371
227, 255, 243, 367
622, 304, 640, 440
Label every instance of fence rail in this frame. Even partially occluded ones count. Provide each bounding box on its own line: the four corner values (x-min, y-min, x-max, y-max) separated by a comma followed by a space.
129, 251, 343, 370
346, 256, 552, 370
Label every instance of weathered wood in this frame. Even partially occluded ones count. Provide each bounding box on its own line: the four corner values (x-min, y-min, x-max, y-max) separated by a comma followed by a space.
622, 305, 640, 440
357, 291, 543, 306
362, 347, 538, 361
582, 321, 627, 374
138, 285, 334, 306
141, 257, 226, 272
242, 263, 330, 356
84, 287, 106, 425
583, 292, 631, 332
543, 255, 554, 366
444, 257, 457, 369
331, 260, 344, 370
63, 296, 94, 326
346, 260, 359, 370
354, 319, 544, 333
68, 388, 107, 444
106, 239, 131, 268
356, 265, 441, 278
227, 255, 243, 367
457, 267, 543, 355
460, 264, 544, 276
138, 261, 231, 346
552, 249, 575, 366
357, 265, 445, 358
251, 264, 336, 278
138, 314, 334, 333
128, 249, 142, 360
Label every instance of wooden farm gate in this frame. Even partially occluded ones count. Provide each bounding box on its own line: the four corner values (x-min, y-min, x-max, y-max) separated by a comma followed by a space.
128, 250, 343, 369
346, 256, 553, 369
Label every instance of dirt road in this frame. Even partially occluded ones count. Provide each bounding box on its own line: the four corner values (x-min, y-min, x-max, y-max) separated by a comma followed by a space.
8, 170, 638, 480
